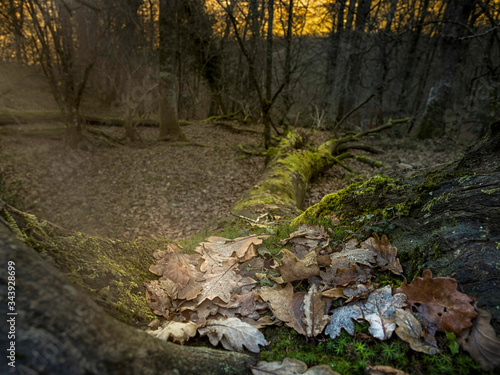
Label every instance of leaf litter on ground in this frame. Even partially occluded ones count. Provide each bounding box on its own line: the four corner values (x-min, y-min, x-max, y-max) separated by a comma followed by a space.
144, 224, 499, 371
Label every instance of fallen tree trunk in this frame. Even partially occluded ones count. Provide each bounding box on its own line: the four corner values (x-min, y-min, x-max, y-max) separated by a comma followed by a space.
231, 119, 408, 221
0, 224, 256, 374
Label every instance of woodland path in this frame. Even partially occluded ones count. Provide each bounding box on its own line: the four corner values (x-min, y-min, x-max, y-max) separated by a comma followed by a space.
0, 121, 461, 241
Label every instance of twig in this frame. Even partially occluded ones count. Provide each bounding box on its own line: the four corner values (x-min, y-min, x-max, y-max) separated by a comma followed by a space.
335, 93, 375, 130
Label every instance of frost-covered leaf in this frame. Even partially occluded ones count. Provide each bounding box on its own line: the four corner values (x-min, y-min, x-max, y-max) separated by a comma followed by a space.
394, 309, 440, 355
395, 269, 477, 336
458, 307, 500, 370
252, 357, 340, 375
302, 284, 330, 337
198, 317, 267, 353
325, 305, 362, 339
277, 249, 320, 282
332, 239, 377, 267
258, 283, 306, 335
361, 234, 403, 275
198, 260, 244, 304
150, 321, 197, 344
357, 286, 407, 340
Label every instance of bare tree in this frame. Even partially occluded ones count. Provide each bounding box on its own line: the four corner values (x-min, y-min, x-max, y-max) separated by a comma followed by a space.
158, 0, 188, 141
416, 0, 476, 139
23, 0, 107, 147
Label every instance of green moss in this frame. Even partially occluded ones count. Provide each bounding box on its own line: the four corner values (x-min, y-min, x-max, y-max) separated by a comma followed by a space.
259, 325, 488, 375
481, 188, 500, 195
398, 246, 426, 281
4, 211, 168, 324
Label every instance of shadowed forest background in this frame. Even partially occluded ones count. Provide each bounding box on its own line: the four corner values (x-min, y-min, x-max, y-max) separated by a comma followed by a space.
0, 0, 500, 374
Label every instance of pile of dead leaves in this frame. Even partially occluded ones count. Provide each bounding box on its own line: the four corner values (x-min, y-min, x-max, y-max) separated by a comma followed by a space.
144, 225, 500, 371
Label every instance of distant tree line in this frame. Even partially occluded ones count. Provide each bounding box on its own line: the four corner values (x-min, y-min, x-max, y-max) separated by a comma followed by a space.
0, 0, 499, 144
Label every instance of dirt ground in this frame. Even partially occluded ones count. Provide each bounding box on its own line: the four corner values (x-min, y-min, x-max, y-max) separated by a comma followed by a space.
0, 118, 464, 241
0, 62, 468, 241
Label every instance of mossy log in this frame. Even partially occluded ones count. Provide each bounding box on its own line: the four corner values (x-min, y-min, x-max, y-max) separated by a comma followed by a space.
231, 119, 407, 220
0, 223, 256, 374
294, 122, 500, 332
0, 201, 166, 325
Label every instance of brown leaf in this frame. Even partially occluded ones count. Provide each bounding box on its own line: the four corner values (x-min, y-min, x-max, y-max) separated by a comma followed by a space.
144, 279, 173, 318
277, 249, 320, 282
148, 245, 203, 300
198, 317, 267, 353
258, 283, 306, 335
302, 284, 330, 337
458, 307, 500, 371
394, 309, 440, 355
366, 365, 409, 375
395, 269, 477, 336
198, 260, 243, 304
361, 234, 403, 275
197, 234, 268, 263
322, 287, 346, 300
281, 224, 330, 258
150, 321, 197, 345
252, 357, 340, 375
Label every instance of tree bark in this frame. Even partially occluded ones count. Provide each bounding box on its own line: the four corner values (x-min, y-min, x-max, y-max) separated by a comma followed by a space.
294, 121, 500, 332
0, 223, 256, 374
415, 0, 474, 139
158, 0, 188, 141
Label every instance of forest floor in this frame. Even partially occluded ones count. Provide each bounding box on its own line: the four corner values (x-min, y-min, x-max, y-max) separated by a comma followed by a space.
0, 119, 464, 241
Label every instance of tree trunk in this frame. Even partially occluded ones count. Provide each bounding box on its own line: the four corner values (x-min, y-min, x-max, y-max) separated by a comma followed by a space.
0, 223, 256, 374
158, 0, 187, 142
415, 0, 474, 139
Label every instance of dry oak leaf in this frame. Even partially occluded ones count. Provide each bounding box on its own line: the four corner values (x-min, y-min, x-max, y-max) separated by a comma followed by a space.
198, 317, 267, 353
303, 284, 330, 337
258, 283, 307, 335
361, 233, 403, 275
334, 238, 377, 267
252, 357, 340, 375
395, 269, 477, 337
277, 249, 320, 283
366, 365, 409, 375
197, 234, 269, 263
281, 224, 330, 259
394, 308, 440, 355
145, 279, 173, 318
458, 307, 500, 371
148, 246, 203, 300
197, 260, 248, 304
149, 321, 197, 345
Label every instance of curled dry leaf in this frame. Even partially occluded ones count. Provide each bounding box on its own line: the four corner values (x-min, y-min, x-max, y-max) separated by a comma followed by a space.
252, 357, 340, 375
395, 269, 477, 337
394, 309, 440, 355
150, 321, 197, 345
361, 233, 403, 275
366, 365, 409, 375
302, 284, 330, 337
277, 249, 320, 282
458, 307, 500, 371
281, 224, 330, 259
258, 283, 306, 335
198, 317, 267, 353
197, 234, 268, 263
